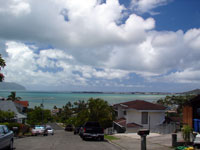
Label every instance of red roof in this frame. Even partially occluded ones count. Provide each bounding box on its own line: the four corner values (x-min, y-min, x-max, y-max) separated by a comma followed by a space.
14, 101, 29, 107
114, 118, 143, 128
114, 100, 166, 110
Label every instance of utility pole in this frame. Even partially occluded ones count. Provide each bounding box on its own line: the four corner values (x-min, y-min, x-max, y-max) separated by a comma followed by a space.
41, 99, 44, 125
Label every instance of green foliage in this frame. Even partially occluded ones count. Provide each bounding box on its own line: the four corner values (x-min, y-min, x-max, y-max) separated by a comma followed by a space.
7, 91, 22, 101
104, 135, 120, 140
0, 110, 15, 122
0, 54, 6, 82
64, 98, 115, 128
27, 106, 52, 125
87, 98, 115, 128
156, 95, 195, 115
182, 125, 192, 143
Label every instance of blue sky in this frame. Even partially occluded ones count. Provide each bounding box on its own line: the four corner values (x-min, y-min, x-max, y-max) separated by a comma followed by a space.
0, 0, 200, 92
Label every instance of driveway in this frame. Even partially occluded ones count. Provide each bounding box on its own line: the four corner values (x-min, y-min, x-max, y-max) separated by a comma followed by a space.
14, 130, 120, 150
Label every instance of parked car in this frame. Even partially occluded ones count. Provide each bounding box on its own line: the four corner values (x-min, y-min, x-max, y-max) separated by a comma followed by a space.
74, 126, 82, 135
194, 134, 200, 148
0, 125, 14, 150
45, 126, 54, 135
79, 121, 104, 141
31, 125, 45, 136
65, 125, 73, 132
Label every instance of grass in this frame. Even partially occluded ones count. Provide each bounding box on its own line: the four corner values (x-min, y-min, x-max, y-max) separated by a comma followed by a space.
104, 135, 120, 141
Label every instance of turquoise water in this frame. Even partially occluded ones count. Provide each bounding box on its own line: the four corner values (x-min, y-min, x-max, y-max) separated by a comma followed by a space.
0, 91, 167, 109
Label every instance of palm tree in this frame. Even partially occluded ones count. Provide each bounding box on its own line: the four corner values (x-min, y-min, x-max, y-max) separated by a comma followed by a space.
7, 91, 21, 101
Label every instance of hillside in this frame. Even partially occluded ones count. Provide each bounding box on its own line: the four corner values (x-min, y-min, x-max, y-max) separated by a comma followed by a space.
0, 82, 26, 91
182, 89, 200, 95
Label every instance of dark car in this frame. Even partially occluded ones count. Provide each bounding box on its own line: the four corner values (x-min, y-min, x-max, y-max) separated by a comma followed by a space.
79, 121, 104, 141
0, 125, 14, 150
65, 125, 73, 131
74, 126, 82, 135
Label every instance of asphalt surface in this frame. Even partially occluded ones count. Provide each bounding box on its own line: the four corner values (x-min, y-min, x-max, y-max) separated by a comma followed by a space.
14, 130, 120, 150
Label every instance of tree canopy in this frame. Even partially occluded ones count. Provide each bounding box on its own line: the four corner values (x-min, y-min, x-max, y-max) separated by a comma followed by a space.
0, 54, 6, 82
64, 98, 115, 128
27, 106, 52, 125
156, 95, 196, 114
7, 91, 22, 101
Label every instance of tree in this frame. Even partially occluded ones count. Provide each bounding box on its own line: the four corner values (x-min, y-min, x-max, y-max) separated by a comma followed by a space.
87, 98, 115, 128
156, 95, 196, 115
7, 91, 22, 101
0, 110, 15, 122
67, 98, 115, 128
27, 106, 52, 125
0, 54, 6, 82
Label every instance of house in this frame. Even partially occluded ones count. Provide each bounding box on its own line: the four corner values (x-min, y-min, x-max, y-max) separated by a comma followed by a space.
0, 101, 27, 123
14, 100, 29, 113
183, 95, 200, 129
113, 100, 166, 133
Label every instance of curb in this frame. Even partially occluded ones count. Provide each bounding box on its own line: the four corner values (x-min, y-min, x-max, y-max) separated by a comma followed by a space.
106, 139, 128, 150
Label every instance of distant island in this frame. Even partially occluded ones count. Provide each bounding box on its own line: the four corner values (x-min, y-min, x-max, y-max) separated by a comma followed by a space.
181, 89, 200, 95
71, 89, 200, 95
0, 82, 26, 91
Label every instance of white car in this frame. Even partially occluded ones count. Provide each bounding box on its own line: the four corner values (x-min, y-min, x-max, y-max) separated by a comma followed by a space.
194, 134, 200, 147
45, 126, 54, 135
31, 125, 45, 136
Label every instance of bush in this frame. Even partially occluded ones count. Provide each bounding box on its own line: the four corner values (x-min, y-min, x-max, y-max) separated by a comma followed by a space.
182, 125, 192, 143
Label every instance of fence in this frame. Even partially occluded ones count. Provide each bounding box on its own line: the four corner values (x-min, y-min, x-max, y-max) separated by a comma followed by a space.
151, 123, 180, 134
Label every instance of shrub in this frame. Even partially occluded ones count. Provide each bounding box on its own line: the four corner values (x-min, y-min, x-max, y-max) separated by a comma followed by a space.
182, 125, 192, 143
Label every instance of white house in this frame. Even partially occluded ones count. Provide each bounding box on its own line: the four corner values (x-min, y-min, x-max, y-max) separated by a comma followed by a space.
0, 101, 27, 123
113, 100, 166, 133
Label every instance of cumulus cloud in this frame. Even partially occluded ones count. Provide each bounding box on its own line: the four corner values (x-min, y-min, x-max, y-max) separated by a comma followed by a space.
0, 0, 200, 90
2, 41, 130, 90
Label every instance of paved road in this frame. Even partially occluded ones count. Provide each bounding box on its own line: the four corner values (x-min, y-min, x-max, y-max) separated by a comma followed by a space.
14, 130, 120, 150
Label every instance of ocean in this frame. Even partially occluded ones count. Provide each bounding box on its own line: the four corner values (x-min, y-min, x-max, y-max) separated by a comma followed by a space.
0, 91, 167, 109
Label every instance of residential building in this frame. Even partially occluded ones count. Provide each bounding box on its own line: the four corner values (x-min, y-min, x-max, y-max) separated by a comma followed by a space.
113, 100, 166, 133
0, 101, 27, 123
14, 100, 29, 113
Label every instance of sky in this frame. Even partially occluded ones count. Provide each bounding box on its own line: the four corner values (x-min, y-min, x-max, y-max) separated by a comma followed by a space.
0, 0, 200, 92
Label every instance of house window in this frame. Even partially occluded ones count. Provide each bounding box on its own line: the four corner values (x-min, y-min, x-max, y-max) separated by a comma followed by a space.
123, 111, 126, 115
142, 112, 148, 124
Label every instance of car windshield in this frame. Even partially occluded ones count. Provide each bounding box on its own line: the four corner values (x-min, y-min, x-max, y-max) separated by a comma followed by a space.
35, 126, 44, 129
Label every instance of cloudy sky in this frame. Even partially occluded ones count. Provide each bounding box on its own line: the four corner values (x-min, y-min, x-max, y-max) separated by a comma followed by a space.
0, 0, 200, 92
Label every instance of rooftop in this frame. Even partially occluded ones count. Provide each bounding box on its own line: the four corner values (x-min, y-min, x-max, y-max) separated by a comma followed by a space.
114, 100, 166, 110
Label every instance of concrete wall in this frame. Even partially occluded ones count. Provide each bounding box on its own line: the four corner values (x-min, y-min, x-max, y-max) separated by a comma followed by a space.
117, 106, 126, 119
126, 110, 165, 129
126, 109, 141, 125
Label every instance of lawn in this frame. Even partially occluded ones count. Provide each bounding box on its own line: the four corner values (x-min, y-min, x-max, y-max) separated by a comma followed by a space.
104, 135, 120, 141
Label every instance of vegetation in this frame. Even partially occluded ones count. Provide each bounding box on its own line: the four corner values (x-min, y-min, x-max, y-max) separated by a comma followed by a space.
0, 54, 6, 82
104, 135, 120, 141
27, 106, 52, 125
156, 95, 196, 115
0, 110, 15, 122
182, 125, 192, 143
7, 91, 22, 101
53, 98, 115, 129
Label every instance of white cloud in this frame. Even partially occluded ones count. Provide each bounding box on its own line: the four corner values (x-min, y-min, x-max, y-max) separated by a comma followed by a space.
131, 0, 170, 14
0, 0, 31, 16
2, 41, 130, 90
0, 0, 200, 90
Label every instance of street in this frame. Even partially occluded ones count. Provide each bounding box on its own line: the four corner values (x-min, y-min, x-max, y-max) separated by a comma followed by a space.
14, 130, 120, 150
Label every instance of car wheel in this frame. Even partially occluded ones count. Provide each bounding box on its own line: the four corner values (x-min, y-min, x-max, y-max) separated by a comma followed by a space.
8, 139, 13, 150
